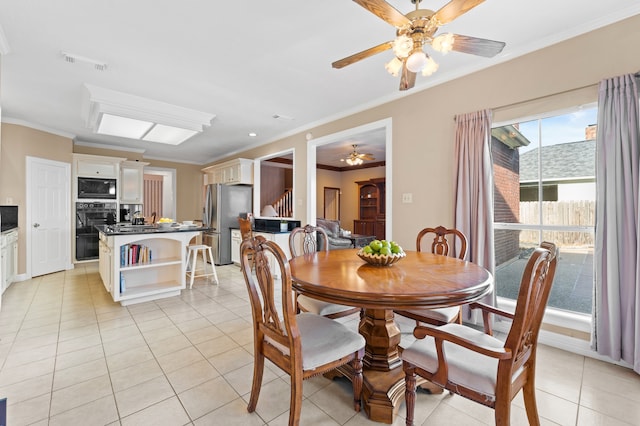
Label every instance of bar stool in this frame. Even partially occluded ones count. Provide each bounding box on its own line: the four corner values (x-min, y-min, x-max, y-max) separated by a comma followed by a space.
185, 244, 219, 289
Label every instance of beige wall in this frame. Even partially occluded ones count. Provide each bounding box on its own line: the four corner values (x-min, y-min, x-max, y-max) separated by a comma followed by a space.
0, 124, 73, 273
206, 15, 640, 249
0, 125, 203, 275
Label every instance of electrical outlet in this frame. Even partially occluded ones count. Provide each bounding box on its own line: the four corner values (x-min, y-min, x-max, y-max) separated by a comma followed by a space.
402, 193, 413, 203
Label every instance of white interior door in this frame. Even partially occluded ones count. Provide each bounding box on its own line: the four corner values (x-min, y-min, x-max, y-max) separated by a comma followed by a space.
27, 157, 71, 277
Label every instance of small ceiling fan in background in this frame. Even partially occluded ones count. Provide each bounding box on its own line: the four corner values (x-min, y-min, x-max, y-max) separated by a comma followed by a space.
341, 144, 375, 166
333, 0, 505, 90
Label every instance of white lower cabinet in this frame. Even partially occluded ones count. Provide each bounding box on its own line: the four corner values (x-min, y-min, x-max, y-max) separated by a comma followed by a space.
253, 231, 291, 278
1, 230, 18, 294
231, 229, 242, 265
99, 231, 200, 306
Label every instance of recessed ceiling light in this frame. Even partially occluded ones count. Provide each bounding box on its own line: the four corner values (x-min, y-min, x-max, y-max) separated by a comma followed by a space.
248, 132, 257, 137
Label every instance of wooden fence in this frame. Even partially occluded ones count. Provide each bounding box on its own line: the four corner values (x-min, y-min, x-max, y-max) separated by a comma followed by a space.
519, 201, 595, 247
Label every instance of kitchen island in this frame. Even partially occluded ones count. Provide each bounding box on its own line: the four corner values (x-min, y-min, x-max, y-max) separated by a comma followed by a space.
96, 224, 204, 306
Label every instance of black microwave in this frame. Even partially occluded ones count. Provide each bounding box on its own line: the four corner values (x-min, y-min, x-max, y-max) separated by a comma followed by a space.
78, 177, 117, 199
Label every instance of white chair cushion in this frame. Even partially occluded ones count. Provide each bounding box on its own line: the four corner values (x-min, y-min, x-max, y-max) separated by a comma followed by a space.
401, 323, 508, 401
297, 295, 355, 317
401, 307, 460, 323
265, 313, 365, 371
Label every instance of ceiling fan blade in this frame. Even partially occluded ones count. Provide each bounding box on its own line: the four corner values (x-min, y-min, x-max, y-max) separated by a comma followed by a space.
433, 0, 485, 25
450, 34, 505, 57
332, 40, 393, 69
360, 154, 375, 160
399, 61, 416, 91
353, 0, 411, 28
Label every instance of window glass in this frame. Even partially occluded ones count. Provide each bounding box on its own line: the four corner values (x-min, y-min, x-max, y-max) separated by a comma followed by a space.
492, 107, 596, 314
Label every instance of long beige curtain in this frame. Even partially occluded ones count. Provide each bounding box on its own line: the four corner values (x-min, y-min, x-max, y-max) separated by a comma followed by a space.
454, 110, 496, 318
593, 73, 640, 374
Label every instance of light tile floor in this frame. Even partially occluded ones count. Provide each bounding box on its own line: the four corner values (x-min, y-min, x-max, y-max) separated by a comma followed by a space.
1, 263, 639, 425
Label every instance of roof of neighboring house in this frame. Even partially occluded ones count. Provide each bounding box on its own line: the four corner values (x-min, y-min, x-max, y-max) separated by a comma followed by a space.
519, 140, 595, 182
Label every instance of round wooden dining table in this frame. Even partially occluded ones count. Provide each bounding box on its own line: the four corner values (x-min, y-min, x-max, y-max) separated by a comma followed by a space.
289, 248, 493, 424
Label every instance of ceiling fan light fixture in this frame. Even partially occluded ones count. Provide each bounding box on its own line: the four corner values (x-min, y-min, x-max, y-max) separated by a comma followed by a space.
406, 50, 427, 73
385, 57, 403, 76
421, 56, 439, 76
346, 157, 363, 166
392, 35, 413, 58
432, 33, 455, 54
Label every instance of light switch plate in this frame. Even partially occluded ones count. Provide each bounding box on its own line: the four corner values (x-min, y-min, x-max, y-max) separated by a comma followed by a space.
402, 193, 413, 203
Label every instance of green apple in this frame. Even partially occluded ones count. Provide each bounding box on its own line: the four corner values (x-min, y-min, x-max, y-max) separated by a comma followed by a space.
369, 240, 383, 253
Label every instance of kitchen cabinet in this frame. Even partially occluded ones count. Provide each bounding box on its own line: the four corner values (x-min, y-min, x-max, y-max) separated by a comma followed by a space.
98, 234, 113, 293
99, 230, 200, 305
231, 229, 242, 265
202, 158, 253, 185
74, 153, 124, 178
119, 160, 149, 204
1, 229, 18, 294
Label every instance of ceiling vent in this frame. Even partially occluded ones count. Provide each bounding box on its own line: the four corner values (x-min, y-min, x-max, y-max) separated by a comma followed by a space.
62, 51, 108, 71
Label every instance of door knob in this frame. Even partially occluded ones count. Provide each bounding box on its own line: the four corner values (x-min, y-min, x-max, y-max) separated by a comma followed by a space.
33, 223, 40, 228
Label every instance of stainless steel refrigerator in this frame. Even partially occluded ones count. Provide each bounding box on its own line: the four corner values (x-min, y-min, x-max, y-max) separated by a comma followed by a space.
203, 183, 252, 265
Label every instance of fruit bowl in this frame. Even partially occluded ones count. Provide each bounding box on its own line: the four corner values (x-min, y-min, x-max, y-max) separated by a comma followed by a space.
157, 221, 176, 228
357, 249, 406, 266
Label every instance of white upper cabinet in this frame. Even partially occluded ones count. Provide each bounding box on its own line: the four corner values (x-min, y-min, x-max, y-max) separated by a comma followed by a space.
74, 154, 124, 178
202, 158, 253, 185
119, 160, 149, 204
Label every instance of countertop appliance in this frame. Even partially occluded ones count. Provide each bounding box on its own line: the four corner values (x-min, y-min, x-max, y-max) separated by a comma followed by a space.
0, 205, 18, 232
76, 202, 117, 261
203, 183, 252, 265
77, 177, 117, 199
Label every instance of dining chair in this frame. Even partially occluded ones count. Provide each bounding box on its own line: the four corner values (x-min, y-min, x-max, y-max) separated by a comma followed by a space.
238, 217, 254, 269
240, 235, 365, 426
394, 226, 468, 326
401, 242, 558, 426
289, 225, 361, 319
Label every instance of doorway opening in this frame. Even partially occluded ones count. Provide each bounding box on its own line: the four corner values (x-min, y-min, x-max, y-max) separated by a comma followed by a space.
307, 118, 392, 239
323, 187, 340, 221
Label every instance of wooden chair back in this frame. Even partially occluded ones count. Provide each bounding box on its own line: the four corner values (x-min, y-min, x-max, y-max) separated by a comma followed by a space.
289, 224, 328, 258
240, 236, 298, 365
240, 235, 365, 424
402, 242, 558, 426
416, 226, 467, 260
395, 226, 469, 326
238, 217, 253, 240
503, 243, 557, 372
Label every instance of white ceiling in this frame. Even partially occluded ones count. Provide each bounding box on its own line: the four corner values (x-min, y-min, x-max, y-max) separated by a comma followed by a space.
1, 0, 639, 166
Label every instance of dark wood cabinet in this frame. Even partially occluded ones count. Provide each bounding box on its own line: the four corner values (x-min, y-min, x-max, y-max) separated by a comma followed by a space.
354, 178, 385, 240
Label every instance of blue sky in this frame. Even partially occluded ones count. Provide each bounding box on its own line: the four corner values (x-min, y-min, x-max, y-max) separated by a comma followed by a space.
517, 107, 598, 153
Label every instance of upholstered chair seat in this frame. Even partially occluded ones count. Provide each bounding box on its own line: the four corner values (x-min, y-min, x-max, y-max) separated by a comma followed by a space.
265, 312, 365, 370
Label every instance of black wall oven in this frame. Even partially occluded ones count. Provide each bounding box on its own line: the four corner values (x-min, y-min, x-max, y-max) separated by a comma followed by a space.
76, 202, 116, 261
78, 177, 117, 199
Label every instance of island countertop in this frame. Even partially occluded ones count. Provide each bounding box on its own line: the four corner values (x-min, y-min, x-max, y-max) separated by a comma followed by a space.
96, 224, 210, 235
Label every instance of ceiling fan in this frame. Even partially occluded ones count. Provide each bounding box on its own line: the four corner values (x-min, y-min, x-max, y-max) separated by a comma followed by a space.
332, 0, 505, 91
341, 144, 375, 166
